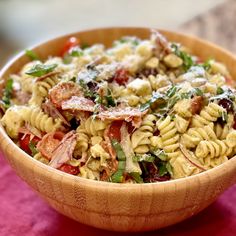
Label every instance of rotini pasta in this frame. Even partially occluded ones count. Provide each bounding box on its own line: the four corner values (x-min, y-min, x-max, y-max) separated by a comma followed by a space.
191, 103, 225, 127
21, 106, 62, 133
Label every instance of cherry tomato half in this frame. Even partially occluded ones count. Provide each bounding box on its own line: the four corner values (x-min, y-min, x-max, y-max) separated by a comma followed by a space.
60, 37, 80, 57
59, 164, 79, 175
19, 134, 41, 155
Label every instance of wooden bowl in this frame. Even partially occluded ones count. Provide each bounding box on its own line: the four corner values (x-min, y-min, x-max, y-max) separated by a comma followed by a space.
0, 27, 236, 232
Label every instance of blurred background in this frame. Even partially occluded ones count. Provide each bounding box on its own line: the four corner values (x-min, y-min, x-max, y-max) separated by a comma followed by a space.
0, 0, 235, 68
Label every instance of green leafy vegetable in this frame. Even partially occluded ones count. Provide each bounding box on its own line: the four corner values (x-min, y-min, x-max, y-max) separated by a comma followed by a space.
129, 172, 144, 183
150, 149, 168, 161
79, 80, 95, 98
111, 139, 126, 183
158, 162, 168, 176
69, 47, 83, 57
171, 43, 194, 71
201, 59, 212, 70
104, 89, 116, 107
25, 49, 40, 61
166, 85, 177, 98
194, 88, 203, 96
140, 92, 165, 112
81, 43, 90, 49
29, 141, 38, 156
25, 63, 57, 77
217, 87, 224, 95
1, 78, 14, 109
133, 154, 155, 162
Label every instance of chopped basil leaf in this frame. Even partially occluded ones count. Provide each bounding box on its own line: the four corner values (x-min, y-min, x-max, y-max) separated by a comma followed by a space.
111, 139, 126, 161
140, 92, 165, 112
105, 89, 116, 107
26, 63, 57, 77
166, 162, 173, 176
69, 46, 83, 57
217, 87, 224, 95
150, 149, 168, 161
79, 80, 95, 98
81, 43, 90, 49
166, 85, 177, 98
171, 43, 194, 71
158, 162, 168, 176
29, 141, 38, 156
194, 88, 203, 96
133, 154, 155, 162
129, 172, 144, 183
201, 59, 212, 70
70, 77, 76, 83
25, 49, 40, 61
111, 139, 126, 183
1, 78, 13, 109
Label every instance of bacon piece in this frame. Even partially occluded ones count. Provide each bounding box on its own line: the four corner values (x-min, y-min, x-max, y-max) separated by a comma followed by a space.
98, 107, 145, 128
61, 96, 95, 112
49, 82, 82, 108
37, 131, 65, 160
49, 130, 77, 169
42, 100, 70, 126
190, 96, 204, 115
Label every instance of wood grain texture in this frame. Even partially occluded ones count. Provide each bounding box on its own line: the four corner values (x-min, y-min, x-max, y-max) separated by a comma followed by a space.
0, 27, 236, 232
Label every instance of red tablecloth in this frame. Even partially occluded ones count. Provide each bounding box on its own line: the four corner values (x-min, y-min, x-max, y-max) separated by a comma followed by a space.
0, 153, 235, 236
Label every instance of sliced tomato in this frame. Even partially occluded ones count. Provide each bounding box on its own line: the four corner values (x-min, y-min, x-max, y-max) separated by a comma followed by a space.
58, 164, 79, 175
19, 134, 41, 155
60, 37, 80, 57
37, 131, 65, 160
107, 120, 123, 142
49, 82, 82, 108
113, 69, 129, 85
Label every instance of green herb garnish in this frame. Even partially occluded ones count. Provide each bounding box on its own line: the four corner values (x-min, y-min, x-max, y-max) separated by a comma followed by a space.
26, 63, 57, 77
1, 78, 14, 109
171, 43, 194, 71
150, 149, 168, 161
129, 172, 144, 183
79, 80, 95, 98
111, 139, 126, 183
29, 141, 38, 156
133, 154, 155, 162
104, 89, 116, 107
140, 92, 165, 112
158, 162, 168, 176
25, 49, 40, 61
69, 47, 83, 57
166, 85, 177, 98
217, 87, 224, 95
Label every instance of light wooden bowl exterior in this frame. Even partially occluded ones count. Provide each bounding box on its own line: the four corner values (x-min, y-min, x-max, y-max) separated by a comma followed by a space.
0, 27, 236, 232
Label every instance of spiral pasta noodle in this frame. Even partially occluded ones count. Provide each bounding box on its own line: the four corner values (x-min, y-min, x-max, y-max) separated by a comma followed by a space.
131, 114, 157, 153
195, 140, 232, 159
21, 106, 62, 133
157, 116, 179, 160
74, 125, 89, 157
181, 123, 217, 148
83, 117, 108, 136
191, 102, 225, 127
29, 76, 59, 105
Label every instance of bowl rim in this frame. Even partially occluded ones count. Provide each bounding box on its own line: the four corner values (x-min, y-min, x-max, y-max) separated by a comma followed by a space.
0, 26, 236, 188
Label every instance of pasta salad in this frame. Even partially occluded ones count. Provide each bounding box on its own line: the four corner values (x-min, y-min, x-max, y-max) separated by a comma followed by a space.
1, 30, 236, 183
